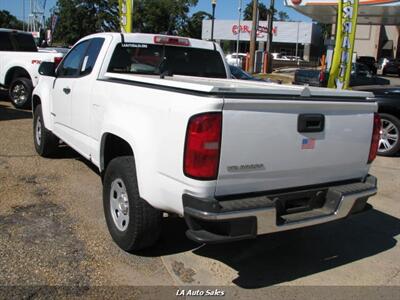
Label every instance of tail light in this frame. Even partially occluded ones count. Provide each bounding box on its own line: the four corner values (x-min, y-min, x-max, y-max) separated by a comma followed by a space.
184, 112, 222, 180
54, 56, 63, 67
154, 36, 190, 47
368, 113, 381, 164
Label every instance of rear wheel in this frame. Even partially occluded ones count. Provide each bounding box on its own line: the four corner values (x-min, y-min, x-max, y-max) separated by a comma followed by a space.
378, 113, 400, 156
33, 104, 59, 157
9, 77, 33, 109
103, 156, 162, 252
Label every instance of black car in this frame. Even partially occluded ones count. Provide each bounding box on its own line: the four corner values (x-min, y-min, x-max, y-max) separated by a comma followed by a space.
357, 56, 377, 74
294, 63, 390, 87
353, 85, 400, 156
229, 65, 277, 83
382, 59, 400, 76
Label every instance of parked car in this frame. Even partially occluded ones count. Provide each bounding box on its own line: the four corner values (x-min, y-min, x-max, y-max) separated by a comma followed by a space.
382, 59, 400, 76
357, 56, 377, 74
225, 53, 247, 67
0, 28, 66, 108
229, 65, 277, 83
294, 63, 390, 87
38, 47, 70, 55
33, 32, 378, 252
354, 85, 400, 156
285, 55, 303, 62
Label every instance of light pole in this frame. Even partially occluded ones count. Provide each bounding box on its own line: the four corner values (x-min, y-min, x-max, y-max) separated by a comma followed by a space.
211, 0, 217, 41
236, 0, 243, 66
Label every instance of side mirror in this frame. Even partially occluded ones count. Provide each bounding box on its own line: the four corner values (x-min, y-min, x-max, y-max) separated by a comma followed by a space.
38, 62, 56, 77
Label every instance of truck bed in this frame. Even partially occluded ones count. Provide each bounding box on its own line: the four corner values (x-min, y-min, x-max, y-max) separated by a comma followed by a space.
103, 72, 374, 100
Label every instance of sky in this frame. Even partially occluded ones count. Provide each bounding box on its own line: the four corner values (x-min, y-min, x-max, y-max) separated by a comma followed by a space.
0, 0, 311, 23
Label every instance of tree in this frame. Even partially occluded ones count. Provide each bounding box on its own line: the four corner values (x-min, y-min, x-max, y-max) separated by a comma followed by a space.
243, 2, 292, 22
53, 0, 119, 45
133, 0, 198, 34
277, 11, 290, 21
181, 11, 211, 39
0, 10, 24, 30
243, 2, 271, 21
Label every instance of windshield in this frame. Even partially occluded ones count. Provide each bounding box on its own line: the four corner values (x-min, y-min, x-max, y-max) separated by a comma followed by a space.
108, 43, 227, 78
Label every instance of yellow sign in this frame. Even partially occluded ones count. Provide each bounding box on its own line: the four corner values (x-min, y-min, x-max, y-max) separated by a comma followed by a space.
119, 0, 132, 33
328, 0, 359, 89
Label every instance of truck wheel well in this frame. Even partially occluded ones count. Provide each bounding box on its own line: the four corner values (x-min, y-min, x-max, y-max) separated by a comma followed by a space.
102, 134, 133, 171
32, 95, 41, 112
5, 67, 31, 87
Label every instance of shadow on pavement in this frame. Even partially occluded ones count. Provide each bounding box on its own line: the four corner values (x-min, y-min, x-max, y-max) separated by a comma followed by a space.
194, 209, 400, 288
50, 144, 101, 176
139, 217, 199, 256
0, 104, 32, 121
142, 208, 400, 288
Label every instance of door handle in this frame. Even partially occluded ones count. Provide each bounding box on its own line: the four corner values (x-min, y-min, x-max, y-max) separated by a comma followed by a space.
63, 87, 71, 95
298, 114, 325, 133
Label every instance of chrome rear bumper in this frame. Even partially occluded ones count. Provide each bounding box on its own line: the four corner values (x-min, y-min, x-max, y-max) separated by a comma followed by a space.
183, 175, 377, 243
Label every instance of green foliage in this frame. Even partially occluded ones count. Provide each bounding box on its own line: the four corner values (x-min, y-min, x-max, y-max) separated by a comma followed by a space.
53, 0, 199, 44
181, 11, 211, 39
53, 0, 119, 45
243, 2, 290, 22
133, 0, 198, 34
277, 11, 290, 21
243, 3, 271, 21
0, 10, 25, 30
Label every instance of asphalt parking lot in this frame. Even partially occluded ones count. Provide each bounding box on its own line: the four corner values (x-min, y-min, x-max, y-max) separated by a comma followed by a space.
0, 92, 399, 298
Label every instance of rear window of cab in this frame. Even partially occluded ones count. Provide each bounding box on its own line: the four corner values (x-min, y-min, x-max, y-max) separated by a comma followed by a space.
107, 43, 227, 78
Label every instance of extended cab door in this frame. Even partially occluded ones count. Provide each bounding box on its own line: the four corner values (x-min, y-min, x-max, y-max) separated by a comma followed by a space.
69, 38, 105, 156
52, 40, 90, 139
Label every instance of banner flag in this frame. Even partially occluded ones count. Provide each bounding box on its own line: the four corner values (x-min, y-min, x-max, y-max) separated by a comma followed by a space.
119, 0, 132, 33
328, 0, 359, 90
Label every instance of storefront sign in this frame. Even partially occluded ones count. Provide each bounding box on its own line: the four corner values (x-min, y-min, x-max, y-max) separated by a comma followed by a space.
232, 24, 277, 38
328, 0, 359, 89
202, 20, 314, 43
119, 0, 132, 33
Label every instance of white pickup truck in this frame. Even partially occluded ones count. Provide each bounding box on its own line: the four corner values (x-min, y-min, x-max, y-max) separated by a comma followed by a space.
0, 28, 65, 108
32, 33, 379, 252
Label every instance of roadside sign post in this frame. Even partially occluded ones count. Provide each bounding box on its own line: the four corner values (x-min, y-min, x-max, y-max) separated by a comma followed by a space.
119, 0, 133, 33
328, 0, 359, 89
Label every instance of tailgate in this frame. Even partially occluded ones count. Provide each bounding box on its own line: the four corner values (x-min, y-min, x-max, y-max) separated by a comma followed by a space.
215, 98, 377, 196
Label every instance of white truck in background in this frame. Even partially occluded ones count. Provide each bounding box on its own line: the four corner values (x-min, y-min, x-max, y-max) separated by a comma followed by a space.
0, 28, 65, 109
32, 33, 379, 252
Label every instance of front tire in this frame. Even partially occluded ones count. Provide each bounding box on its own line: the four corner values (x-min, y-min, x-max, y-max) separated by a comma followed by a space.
33, 104, 59, 157
103, 156, 162, 252
378, 113, 400, 156
9, 77, 33, 109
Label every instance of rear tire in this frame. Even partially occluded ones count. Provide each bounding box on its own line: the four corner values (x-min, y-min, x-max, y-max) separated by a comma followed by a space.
103, 156, 162, 252
378, 113, 400, 156
33, 104, 59, 157
9, 77, 33, 109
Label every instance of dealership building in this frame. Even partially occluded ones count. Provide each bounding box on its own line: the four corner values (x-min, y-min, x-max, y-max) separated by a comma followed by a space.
286, 0, 400, 60
202, 20, 323, 61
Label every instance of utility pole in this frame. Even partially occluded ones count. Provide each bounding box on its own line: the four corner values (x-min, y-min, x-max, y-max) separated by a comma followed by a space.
235, 0, 243, 66
266, 0, 275, 54
23, 0, 25, 31
248, 0, 258, 73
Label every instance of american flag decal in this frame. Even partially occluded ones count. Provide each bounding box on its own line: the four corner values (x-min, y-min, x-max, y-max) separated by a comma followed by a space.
301, 138, 316, 150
